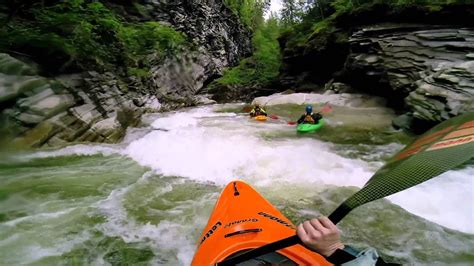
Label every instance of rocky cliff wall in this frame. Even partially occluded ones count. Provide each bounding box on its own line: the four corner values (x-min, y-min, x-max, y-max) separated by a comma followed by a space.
277, 5, 474, 132
144, 0, 252, 106
0, 0, 252, 148
345, 25, 474, 131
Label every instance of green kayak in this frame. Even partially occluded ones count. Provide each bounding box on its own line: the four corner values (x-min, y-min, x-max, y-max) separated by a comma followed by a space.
296, 119, 324, 133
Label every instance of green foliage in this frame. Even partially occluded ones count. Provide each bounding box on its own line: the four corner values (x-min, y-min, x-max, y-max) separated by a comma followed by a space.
127, 67, 150, 78
219, 0, 471, 89
0, 0, 186, 72
224, 0, 270, 30
281, 0, 313, 26
282, 0, 471, 54
119, 22, 185, 65
330, 0, 469, 15
214, 17, 281, 87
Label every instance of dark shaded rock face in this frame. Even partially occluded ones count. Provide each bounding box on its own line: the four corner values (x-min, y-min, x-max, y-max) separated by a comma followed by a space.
345, 25, 474, 128
278, 29, 350, 90
145, 0, 252, 104
209, 84, 280, 103
146, 0, 251, 69
0, 1, 251, 148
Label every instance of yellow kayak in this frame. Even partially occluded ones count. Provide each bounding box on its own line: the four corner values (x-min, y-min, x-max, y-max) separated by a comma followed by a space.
254, 115, 267, 121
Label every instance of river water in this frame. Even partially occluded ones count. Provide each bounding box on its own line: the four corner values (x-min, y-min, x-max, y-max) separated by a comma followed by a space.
0, 103, 473, 265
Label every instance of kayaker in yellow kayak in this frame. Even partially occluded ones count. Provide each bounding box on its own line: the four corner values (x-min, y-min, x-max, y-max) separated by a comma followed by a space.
297, 105, 322, 124
297, 216, 391, 265
249, 104, 267, 117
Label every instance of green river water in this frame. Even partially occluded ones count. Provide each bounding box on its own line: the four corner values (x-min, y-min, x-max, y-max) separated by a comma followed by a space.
0, 104, 473, 265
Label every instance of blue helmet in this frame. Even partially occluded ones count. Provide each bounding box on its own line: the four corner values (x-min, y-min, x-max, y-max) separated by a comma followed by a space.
305, 105, 313, 114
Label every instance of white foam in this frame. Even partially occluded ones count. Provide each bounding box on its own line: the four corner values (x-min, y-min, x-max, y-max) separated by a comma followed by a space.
150, 106, 237, 131
1, 207, 77, 227
124, 107, 373, 187
35, 231, 91, 262
17, 104, 473, 236
0, 225, 91, 265
388, 166, 474, 233
94, 172, 215, 265
23, 144, 121, 159
123, 106, 474, 234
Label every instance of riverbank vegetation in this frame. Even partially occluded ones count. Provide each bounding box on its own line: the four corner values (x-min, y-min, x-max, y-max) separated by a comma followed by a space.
214, 0, 472, 90
0, 0, 186, 75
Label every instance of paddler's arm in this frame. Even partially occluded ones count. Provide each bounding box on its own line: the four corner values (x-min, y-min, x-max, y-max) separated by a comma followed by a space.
312, 113, 322, 122
297, 115, 305, 124
297, 217, 397, 265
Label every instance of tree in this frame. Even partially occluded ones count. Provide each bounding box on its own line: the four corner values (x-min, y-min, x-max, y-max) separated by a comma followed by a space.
281, 0, 314, 26
224, 0, 271, 30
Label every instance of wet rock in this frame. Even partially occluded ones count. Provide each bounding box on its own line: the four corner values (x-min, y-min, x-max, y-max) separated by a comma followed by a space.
0, 53, 37, 76
28, 94, 76, 118
12, 120, 61, 148
133, 98, 145, 107
0, 74, 48, 104
193, 95, 216, 105
90, 116, 124, 143
392, 113, 414, 131
326, 82, 354, 94
141, 96, 161, 112
69, 104, 102, 125
16, 112, 44, 125
344, 25, 474, 128
405, 61, 474, 122
17, 88, 55, 109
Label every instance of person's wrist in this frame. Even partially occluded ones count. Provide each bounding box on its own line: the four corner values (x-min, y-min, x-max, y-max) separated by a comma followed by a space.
325, 244, 360, 265
321, 243, 345, 257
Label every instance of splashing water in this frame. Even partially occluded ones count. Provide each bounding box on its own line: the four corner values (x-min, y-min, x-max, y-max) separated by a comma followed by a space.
1, 104, 472, 265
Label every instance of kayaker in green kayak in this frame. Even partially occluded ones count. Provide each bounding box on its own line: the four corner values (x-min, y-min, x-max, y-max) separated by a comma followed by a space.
249, 104, 268, 117
297, 105, 322, 124
297, 216, 395, 265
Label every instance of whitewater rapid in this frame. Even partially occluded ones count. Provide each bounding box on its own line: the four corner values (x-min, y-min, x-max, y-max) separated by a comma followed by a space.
127, 106, 473, 234
25, 105, 474, 233
5, 104, 472, 265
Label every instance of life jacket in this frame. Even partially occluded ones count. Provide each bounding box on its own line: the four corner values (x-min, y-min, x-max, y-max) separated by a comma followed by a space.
253, 107, 265, 116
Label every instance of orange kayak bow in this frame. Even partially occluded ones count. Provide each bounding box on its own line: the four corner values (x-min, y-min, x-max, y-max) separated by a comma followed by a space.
192, 181, 330, 265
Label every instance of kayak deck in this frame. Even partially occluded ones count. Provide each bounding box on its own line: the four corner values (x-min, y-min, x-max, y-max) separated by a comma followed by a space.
192, 181, 330, 265
297, 119, 324, 133
254, 115, 267, 121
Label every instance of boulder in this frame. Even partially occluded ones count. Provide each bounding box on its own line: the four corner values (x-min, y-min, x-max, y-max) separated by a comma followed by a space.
27, 94, 76, 118
392, 113, 414, 131
0, 53, 37, 76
